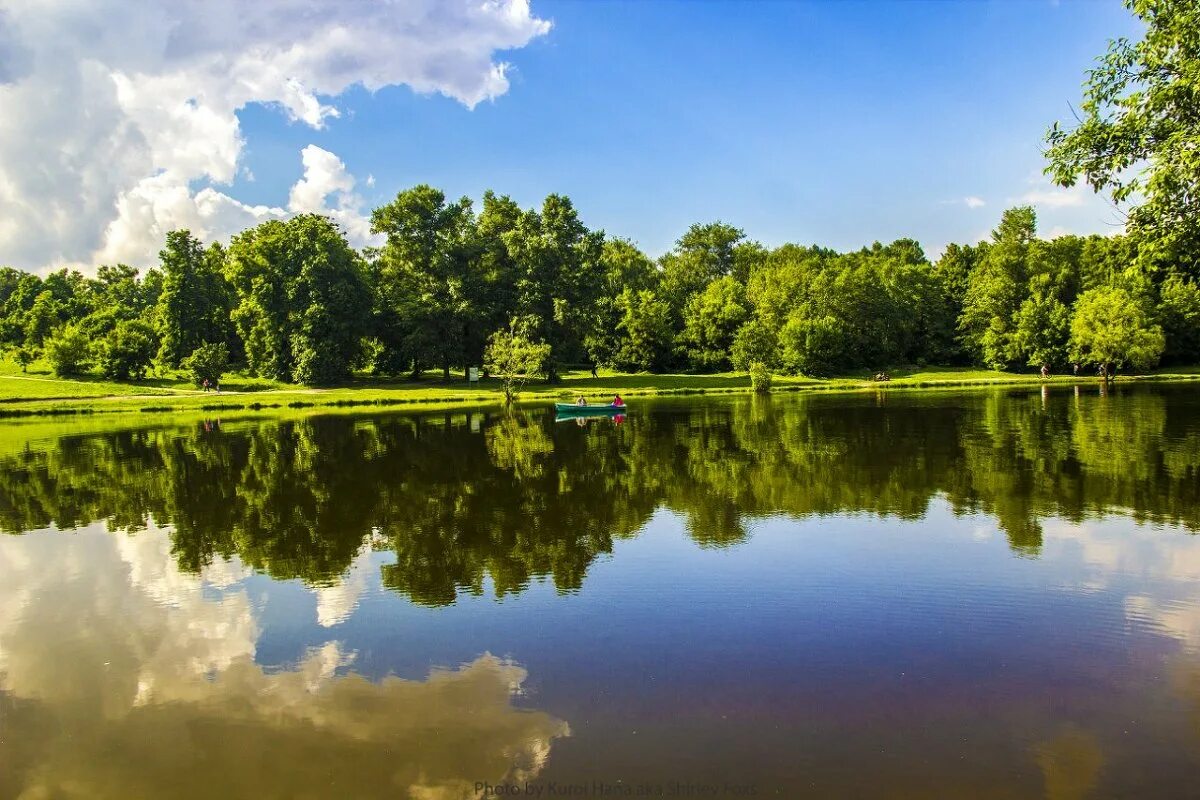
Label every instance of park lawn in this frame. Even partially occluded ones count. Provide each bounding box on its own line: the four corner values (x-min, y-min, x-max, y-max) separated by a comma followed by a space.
0, 354, 291, 401
0, 374, 179, 400
0, 355, 1197, 418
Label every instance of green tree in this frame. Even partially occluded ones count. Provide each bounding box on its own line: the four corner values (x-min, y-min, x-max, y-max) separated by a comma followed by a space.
1046, 0, 1200, 273
370, 185, 479, 380
959, 208, 1038, 368
678, 275, 748, 371
1158, 272, 1200, 363
181, 342, 230, 387
98, 319, 157, 380
587, 238, 658, 368
44, 323, 92, 376
1069, 286, 1165, 376
14, 346, 34, 373
659, 222, 746, 324
1011, 293, 1072, 369
484, 322, 551, 405
730, 317, 780, 372
23, 290, 61, 348
155, 231, 232, 368
226, 215, 370, 385
503, 195, 605, 380
612, 288, 673, 372
779, 313, 842, 376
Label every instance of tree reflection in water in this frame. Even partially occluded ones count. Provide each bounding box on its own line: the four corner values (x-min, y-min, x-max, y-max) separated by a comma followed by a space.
1, 386, 1198, 605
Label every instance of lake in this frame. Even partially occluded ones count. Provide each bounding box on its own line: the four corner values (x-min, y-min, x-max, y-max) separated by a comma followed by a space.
2, 384, 1200, 799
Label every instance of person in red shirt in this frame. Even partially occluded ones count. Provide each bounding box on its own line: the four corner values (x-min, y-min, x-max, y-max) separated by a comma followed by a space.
612, 394, 625, 408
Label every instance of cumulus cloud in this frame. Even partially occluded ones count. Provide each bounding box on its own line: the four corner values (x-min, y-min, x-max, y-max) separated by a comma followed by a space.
288, 144, 377, 246
0, 0, 551, 271
314, 543, 375, 627
0, 524, 569, 797
1044, 518, 1200, 649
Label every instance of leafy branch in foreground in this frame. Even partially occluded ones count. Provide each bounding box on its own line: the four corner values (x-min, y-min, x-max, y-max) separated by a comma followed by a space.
1045, 0, 1200, 270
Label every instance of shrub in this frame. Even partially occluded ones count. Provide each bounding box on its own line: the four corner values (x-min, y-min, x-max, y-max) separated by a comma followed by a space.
749, 362, 773, 393
45, 324, 92, 377
14, 346, 35, 373
181, 342, 229, 388
99, 319, 157, 380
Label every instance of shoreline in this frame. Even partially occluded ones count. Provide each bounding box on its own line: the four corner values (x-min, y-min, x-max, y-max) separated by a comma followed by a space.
1, 368, 1197, 419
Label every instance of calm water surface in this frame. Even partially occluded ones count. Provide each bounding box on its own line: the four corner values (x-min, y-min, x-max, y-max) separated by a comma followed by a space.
3, 385, 1200, 798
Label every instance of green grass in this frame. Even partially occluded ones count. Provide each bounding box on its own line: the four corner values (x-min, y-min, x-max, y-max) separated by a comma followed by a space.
1, 354, 1198, 419
0, 356, 290, 402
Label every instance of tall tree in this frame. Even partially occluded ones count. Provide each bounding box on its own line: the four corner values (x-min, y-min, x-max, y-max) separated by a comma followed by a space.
958, 207, 1038, 369
612, 288, 674, 372
503, 194, 605, 380
155, 230, 232, 368
226, 215, 369, 385
371, 185, 479, 380
678, 276, 748, 371
659, 222, 746, 324
587, 238, 658, 368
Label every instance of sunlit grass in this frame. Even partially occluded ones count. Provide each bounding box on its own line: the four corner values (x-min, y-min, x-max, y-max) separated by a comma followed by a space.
0, 352, 1197, 418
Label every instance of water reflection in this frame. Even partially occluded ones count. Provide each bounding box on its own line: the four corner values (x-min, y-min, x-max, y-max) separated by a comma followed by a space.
0, 526, 568, 799
3, 386, 1200, 796
1, 387, 1198, 603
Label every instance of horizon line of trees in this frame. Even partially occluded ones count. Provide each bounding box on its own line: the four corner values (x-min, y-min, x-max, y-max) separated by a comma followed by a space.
1, 197, 1197, 386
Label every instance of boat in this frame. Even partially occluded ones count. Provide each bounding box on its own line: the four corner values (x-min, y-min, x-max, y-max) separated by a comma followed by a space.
554, 402, 627, 415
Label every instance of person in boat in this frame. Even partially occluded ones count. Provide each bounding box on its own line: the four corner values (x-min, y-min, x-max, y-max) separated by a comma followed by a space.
576, 395, 587, 406
611, 394, 625, 408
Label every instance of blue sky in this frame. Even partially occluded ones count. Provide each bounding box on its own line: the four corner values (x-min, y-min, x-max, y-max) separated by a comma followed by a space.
230, 0, 1140, 258
0, 0, 1141, 270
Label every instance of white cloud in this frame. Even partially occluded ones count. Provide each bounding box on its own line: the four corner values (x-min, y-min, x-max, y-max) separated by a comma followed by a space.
1014, 179, 1088, 209
964, 196, 986, 209
288, 144, 378, 247
0, 0, 551, 271
0, 524, 569, 797
314, 544, 374, 627
1044, 518, 1200, 649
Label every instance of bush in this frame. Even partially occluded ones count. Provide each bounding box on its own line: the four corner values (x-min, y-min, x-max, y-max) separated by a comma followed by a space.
45, 324, 92, 377
749, 362, 773, 393
14, 346, 35, 373
99, 319, 157, 380
181, 342, 229, 388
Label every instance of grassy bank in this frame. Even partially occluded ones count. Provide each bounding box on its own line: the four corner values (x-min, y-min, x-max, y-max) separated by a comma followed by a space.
1, 356, 1198, 418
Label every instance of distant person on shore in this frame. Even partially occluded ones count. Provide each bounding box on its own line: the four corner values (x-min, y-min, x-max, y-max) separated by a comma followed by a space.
202, 378, 210, 392
1073, 363, 1080, 376
1040, 364, 1049, 379
591, 364, 598, 378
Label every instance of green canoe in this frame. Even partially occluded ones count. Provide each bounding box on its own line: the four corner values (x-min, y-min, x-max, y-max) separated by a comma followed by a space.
555, 403, 627, 415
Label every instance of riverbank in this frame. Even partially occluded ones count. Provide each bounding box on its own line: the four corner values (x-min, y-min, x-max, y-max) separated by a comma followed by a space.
1, 357, 1198, 418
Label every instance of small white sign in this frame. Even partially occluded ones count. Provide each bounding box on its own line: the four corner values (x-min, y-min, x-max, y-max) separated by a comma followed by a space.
468, 367, 480, 382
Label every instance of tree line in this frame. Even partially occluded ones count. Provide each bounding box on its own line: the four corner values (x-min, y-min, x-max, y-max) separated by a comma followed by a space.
2, 199, 1197, 386
2, 0, 1197, 385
